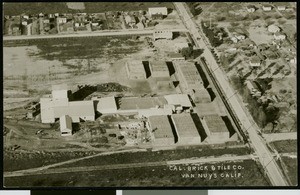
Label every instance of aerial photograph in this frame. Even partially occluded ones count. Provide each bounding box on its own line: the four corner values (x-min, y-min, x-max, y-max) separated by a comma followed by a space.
3, 2, 297, 187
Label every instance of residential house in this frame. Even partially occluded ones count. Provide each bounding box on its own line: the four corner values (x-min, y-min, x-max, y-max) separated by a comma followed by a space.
246, 5, 256, 13
262, 4, 272, 11
274, 32, 286, 40
268, 24, 280, 33
249, 56, 261, 67
245, 80, 262, 97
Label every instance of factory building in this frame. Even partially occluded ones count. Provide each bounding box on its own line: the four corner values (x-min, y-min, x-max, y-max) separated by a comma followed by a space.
171, 113, 201, 145
149, 61, 170, 77
153, 30, 173, 40
148, 7, 168, 17
201, 115, 230, 144
164, 94, 193, 113
60, 115, 73, 136
125, 61, 146, 79
94, 96, 118, 114
174, 61, 204, 91
40, 84, 95, 124
174, 61, 211, 103
147, 115, 175, 146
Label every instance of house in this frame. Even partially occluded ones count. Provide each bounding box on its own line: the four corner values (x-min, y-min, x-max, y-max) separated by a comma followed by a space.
231, 36, 238, 43
60, 115, 73, 136
164, 94, 193, 113
171, 113, 201, 145
153, 30, 173, 40
202, 115, 232, 144
148, 7, 168, 18
262, 4, 272, 11
149, 61, 170, 77
147, 115, 175, 146
267, 24, 280, 33
246, 5, 256, 12
125, 61, 146, 79
277, 5, 286, 11
124, 15, 136, 26
245, 80, 262, 97
57, 17, 67, 24
249, 56, 261, 67
235, 34, 246, 40
274, 32, 286, 40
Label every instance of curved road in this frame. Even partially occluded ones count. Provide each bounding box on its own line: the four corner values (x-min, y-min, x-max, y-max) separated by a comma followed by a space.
173, 2, 288, 186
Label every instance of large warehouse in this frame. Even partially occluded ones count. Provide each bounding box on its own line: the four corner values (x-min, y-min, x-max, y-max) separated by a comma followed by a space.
171, 113, 201, 145
147, 115, 175, 146
125, 61, 146, 79
149, 61, 170, 77
201, 115, 230, 143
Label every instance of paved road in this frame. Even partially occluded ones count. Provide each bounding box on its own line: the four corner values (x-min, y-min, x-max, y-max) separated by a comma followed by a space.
4, 154, 254, 177
173, 2, 288, 186
3, 28, 188, 41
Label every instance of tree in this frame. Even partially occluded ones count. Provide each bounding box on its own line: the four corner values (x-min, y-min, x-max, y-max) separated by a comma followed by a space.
181, 46, 193, 59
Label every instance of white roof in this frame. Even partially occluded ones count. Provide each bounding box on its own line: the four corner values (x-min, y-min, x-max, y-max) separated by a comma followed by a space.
164, 94, 192, 107
60, 115, 72, 131
97, 96, 117, 111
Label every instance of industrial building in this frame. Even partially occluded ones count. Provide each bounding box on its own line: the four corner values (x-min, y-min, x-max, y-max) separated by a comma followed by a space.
60, 115, 73, 136
164, 94, 193, 113
95, 96, 118, 114
125, 61, 146, 79
174, 61, 204, 91
174, 61, 211, 103
171, 113, 201, 145
153, 30, 173, 40
40, 84, 95, 126
147, 115, 175, 146
201, 115, 230, 144
149, 61, 170, 77
148, 7, 168, 17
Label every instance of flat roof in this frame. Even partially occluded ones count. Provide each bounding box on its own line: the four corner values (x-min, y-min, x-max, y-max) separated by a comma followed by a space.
149, 115, 174, 139
164, 94, 192, 107
150, 61, 169, 72
97, 96, 117, 111
204, 115, 228, 133
172, 113, 200, 138
53, 100, 94, 118
118, 97, 167, 110
175, 61, 204, 88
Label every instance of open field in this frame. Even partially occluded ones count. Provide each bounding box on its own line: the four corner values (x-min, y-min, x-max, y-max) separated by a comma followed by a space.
4, 2, 174, 15
4, 159, 270, 187
270, 140, 297, 154
53, 145, 251, 169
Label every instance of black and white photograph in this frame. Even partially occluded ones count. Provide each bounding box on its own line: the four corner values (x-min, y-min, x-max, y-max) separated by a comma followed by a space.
3, 2, 297, 187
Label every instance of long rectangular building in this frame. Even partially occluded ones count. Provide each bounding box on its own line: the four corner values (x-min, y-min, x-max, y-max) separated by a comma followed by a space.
171, 113, 201, 145
148, 115, 175, 146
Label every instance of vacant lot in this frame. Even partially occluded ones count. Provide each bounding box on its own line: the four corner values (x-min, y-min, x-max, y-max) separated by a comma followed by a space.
54, 145, 251, 169
4, 2, 174, 15
270, 140, 297, 153
4, 159, 270, 187
279, 156, 297, 186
